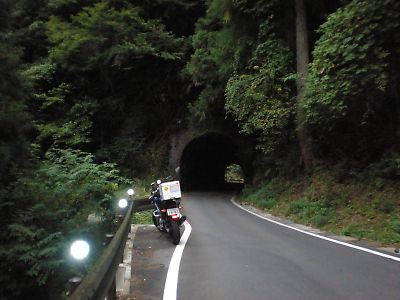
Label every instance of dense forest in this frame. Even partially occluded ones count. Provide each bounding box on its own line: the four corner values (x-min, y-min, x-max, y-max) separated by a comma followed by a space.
1, 0, 399, 298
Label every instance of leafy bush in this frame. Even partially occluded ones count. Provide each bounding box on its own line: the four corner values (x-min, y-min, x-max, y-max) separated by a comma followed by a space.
132, 210, 153, 224
288, 198, 308, 214
364, 152, 400, 180
342, 224, 367, 239
304, 0, 400, 162
391, 218, 400, 234
288, 198, 336, 227
242, 181, 284, 209
258, 198, 278, 210
0, 149, 131, 299
225, 35, 296, 155
373, 197, 396, 214
47, 1, 183, 71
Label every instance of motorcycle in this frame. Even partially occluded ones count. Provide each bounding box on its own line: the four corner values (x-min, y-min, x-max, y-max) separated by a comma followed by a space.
150, 178, 186, 245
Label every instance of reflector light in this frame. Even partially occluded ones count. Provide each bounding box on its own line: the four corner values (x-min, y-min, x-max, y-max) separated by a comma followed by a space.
118, 198, 128, 208
70, 240, 90, 260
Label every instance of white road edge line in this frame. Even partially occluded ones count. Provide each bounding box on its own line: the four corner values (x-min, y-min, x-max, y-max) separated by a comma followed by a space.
231, 197, 400, 262
163, 221, 192, 300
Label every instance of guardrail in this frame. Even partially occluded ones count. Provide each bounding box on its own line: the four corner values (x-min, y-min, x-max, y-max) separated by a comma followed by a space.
133, 198, 153, 212
69, 197, 151, 300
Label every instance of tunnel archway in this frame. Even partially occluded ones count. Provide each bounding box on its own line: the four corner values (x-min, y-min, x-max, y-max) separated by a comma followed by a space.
180, 133, 245, 190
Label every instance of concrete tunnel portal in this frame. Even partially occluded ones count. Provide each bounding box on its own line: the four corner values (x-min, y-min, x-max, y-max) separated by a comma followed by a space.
179, 133, 247, 191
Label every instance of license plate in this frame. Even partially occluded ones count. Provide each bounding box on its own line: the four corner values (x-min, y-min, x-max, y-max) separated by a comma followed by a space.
167, 208, 180, 216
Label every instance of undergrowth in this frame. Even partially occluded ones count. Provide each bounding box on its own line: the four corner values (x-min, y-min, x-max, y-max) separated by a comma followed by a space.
132, 210, 153, 224
241, 171, 400, 247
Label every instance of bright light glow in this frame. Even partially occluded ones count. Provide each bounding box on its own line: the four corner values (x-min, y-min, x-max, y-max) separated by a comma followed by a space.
118, 198, 128, 208
157, 179, 161, 185
127, 188, 134, 196
70, 240, 90, 260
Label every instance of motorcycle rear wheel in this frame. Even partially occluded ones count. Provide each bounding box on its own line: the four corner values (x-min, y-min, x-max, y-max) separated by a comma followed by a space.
170, 221, 180, 245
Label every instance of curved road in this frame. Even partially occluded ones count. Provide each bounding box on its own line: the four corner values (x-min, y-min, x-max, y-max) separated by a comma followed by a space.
176, 192, 400, 300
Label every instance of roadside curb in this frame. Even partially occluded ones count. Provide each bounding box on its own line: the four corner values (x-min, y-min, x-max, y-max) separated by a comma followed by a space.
117, 224, 156, 298
116, 224, 137, 297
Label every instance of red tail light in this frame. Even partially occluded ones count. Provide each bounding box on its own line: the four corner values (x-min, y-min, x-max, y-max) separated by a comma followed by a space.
171, 214, 179, 220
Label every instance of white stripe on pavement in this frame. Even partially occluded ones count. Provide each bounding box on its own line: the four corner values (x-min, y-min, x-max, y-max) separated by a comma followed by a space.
231, 198, 400, 262
163, 221, 192, 300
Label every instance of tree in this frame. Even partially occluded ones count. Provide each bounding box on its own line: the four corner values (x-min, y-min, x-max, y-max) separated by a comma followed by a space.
304, 0, 400, 165
295, 0, 315, 170
0, 0, 33, 190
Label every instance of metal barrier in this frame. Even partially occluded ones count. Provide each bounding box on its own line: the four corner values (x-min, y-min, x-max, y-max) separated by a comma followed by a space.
69, 197, 151, 300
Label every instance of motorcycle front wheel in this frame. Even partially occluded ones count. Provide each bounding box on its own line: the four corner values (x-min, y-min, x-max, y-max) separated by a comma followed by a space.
170, 221, 181, 245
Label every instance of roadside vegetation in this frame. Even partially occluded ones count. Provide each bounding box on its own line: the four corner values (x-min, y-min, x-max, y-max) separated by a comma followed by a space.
0, 149, 133, 298
190, 0, 400, 249
225, 164, 245, 183
1, 0, 400, 298
130, 181, 153, 225
240, 169, 400, 248
132, 210, 153, 225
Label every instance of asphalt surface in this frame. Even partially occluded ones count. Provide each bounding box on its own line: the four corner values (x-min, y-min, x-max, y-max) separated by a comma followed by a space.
178, 192, 400, 300
129, 225, 177, 300
130, 192, 400, 300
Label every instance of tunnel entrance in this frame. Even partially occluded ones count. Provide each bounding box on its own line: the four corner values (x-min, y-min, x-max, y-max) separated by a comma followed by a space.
180, 133, 244, 191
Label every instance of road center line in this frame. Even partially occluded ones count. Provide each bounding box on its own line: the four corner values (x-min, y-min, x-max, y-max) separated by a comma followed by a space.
163, 221, 192, 300
231, 197, 400, 262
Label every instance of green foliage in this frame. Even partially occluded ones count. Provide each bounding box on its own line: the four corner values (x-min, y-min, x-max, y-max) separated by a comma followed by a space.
287, 198, 336, 227
241, 170, 400, 246
373, 197, 396, 214
0, 149, 131, 298
342, 223, 400, 244
0, 18, 33, 187
40, 0, 190, 171
363, 151, 400, 179
304, 0, 400, 162
36, 149, 130, 206
187, 0, 298, 161
95, 120, 147, 177
187, 27, 235, 86
185, 17, 236, 125
242, 180, 285, 209
391, 217, 400, 234
132, 209, 152, 224
3, 0, 400, 295
47, 1, 183, 71
341, 224, 367, 239
26, 61, 97, 149
224, 164, 244, 183
225, 36, 296, 154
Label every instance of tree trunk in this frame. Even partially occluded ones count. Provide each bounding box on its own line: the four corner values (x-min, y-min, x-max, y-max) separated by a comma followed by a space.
295, 0, 314, 170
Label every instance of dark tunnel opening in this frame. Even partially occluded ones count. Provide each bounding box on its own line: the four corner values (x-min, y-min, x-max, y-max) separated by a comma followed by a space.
180, 133, 244, 191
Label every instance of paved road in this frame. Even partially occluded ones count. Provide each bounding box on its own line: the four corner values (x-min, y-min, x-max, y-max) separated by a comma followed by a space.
177, 192, 400, 300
